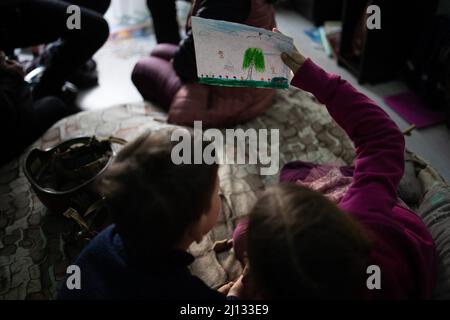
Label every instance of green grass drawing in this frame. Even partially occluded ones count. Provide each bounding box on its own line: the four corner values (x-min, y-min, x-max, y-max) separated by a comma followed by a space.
199, 77, 288, 89
242, 48, 265, 80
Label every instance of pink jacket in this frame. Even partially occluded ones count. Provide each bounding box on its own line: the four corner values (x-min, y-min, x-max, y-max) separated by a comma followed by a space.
286, 59, 436, 298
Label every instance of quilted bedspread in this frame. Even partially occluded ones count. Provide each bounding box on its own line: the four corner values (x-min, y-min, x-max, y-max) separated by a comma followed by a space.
1, 88, 449, 299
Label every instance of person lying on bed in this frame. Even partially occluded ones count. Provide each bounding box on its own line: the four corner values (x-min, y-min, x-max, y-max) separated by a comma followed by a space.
131, 0, 279, 128
57, 129, 241, 299
231, 35, 437, 299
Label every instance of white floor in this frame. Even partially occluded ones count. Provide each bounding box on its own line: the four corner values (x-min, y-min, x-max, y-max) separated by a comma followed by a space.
78, 7, 450, 182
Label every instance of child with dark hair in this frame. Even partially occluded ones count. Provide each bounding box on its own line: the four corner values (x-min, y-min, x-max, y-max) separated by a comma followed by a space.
58, 128, 240, 299
232, 35, 436, 299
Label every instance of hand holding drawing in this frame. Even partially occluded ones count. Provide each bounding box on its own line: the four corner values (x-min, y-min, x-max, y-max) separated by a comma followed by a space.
281, 50, 306, 74
272, 28, 307, 74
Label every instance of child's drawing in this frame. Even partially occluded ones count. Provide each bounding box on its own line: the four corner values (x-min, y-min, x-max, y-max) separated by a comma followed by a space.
191, 17, 294, 89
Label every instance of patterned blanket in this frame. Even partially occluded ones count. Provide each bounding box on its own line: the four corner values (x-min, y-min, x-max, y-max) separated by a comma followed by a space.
0, 88, 448, 299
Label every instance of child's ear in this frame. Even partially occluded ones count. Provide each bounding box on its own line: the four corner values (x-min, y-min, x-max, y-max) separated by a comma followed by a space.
189, 214, 209, 243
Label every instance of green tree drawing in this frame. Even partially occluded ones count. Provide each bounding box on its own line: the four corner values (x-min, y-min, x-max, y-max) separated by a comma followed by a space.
242, 48, 265, 80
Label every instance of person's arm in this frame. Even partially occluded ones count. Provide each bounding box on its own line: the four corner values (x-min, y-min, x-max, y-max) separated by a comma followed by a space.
173, 0, 251, 82
0, 88, 18, 135
0, 52, 37, 166
172, 34, 197, 82
283, 50, 405, 216
0, 51, 21, 138
0, 82, 24, 166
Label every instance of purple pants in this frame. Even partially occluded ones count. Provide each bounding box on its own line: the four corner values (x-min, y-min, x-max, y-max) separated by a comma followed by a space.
131, 44, 183, 109
233, 218, 249, 264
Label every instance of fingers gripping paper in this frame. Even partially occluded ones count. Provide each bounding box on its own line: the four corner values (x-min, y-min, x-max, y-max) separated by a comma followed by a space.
191, 17, 294, 89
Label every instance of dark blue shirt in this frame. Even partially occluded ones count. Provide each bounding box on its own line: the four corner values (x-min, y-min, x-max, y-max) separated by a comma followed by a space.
58, 225, 225, 300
